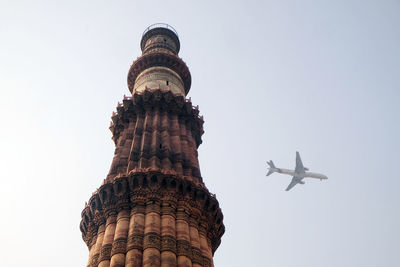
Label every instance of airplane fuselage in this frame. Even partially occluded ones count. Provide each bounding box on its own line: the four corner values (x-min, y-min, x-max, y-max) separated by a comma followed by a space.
273, 168, 328, 180
266, 152, 328, 191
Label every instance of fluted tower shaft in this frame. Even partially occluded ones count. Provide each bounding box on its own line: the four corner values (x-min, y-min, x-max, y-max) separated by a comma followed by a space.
80, 24, 224, 267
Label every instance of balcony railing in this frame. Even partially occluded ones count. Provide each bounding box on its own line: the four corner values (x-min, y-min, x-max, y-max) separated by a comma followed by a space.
142, 23, 179, 37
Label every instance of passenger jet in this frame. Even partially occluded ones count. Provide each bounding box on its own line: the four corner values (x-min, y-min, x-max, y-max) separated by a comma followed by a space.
266, 151, 328, 191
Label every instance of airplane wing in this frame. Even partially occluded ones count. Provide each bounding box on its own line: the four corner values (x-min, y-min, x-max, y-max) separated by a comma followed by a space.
295, 151, 305, 174
285, 177, 299, 191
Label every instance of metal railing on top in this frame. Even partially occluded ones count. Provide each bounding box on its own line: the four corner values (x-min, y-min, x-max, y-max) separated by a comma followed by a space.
142, 23, 179, 37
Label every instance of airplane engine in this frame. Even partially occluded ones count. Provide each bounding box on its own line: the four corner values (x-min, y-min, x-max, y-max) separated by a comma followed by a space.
299, 181, 305, 185
304, 167, 309, 171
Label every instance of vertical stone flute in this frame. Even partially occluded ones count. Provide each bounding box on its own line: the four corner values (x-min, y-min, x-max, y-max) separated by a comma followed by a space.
80, 24, 224, 267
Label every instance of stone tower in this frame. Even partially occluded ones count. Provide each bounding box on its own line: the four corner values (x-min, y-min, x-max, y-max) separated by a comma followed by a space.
80, 24, 225, 267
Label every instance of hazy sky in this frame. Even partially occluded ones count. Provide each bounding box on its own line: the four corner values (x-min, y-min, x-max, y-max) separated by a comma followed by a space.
1, 1, 399, 266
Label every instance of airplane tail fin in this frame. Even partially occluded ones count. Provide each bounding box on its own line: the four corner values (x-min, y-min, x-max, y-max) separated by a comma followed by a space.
267, 160, 276, 168
266, 160, 275, 176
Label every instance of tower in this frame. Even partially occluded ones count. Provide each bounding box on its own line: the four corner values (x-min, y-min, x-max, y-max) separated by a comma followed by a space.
80, 24, 225, 267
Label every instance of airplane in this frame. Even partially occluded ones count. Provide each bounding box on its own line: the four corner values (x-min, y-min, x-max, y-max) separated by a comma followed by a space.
266, 151, 328, 191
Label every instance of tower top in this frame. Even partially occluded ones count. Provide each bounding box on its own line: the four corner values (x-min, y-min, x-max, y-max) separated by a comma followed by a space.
128, 23, 191, 95
140, 23, 180, 54
81, 26, 225, 265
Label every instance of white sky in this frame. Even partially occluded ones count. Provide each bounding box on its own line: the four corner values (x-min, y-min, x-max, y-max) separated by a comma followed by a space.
0, 1, 399, 266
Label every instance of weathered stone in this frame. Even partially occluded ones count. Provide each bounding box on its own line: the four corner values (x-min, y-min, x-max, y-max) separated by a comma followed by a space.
81, 24, 224, 267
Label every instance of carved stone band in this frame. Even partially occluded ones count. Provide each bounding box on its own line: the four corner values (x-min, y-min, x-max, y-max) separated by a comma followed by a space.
177, 239, 192, 259
127, 234, 144, 251
111, 238, 127, 256
91, 253, 99, 266
191, 247, 203, 265
98, 243, 112, 262
143, 232, 161, 250
161, 235, 177, 253
203, 256, 212, 267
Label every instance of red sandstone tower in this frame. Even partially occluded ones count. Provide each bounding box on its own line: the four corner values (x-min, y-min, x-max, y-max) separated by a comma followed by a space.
80, 24, 224, 267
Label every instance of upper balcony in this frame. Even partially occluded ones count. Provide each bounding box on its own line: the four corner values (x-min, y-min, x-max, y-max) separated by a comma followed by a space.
140, 23, 180, 54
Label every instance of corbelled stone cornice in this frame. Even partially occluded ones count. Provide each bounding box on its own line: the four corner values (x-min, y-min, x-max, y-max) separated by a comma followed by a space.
109, 88, 204, 147
80, 171, 224, 254
127, 52, 191, 94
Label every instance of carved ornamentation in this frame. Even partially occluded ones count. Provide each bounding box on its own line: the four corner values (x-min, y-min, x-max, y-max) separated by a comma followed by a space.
141, 27, 181, 53
81, 172, 224, 254
98, 243, 112, 262
109, 89, 204, 148
143, 232, 161, 250
111, 238, 127, 256
203, 257, 212, 267
81, 25, 224, 266
191, 247, 203, 265
91, 253, 99, 266
161, 235, 177, 254
161, 203, 176, 217
176, 240, 192, 259
127, 234, 144, 251
127, 53, 191, 94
